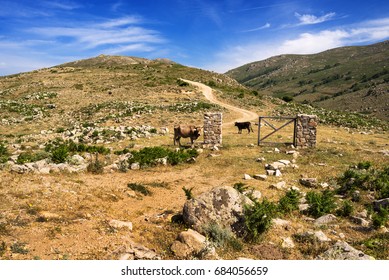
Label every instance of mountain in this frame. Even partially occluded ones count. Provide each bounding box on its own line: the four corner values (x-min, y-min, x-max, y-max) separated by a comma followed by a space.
226, 41, 389, 120
0, 55, 257, 137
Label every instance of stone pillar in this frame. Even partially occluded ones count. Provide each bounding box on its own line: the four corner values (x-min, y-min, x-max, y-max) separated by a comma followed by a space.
203, 112, 222, 146
296, 114, 317, 148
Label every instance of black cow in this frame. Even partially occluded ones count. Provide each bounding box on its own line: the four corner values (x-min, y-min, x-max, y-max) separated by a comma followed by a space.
235, 121, 254, 134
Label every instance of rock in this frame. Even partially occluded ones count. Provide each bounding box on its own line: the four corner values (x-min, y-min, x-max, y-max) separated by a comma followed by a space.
244, 174, 252, 180
108, 219, 133, 231
272, 218, 290, 227
182, 186, 252, 236
314, 230, 331, 242
243, 190, 262, 200
171, 229, 209, 258
119, 242, 160, 260
155, 157, 168, 165
350, 216, 370, 227
269, 181, 286, 190
275, 169, 282, 177
69, 154, 85, 165
281, 237, 295, 248
373, 198, 389, 211
255, 157, 265, 162
316, 241, 375, 260
11, 164, 29, 174
38, 211, 61, 221
266, 170, 275, 176
253, 174, 267, 181
278, 159, 291, 166
299, 178, 318, 188
130, 162, 140, 170
314, 214, 337, 225
299, 204, 309, 211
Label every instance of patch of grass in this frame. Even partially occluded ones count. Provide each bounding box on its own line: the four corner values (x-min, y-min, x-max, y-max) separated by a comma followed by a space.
0, 241, 6, 257
10, 241, 29, 255
336, 200, 354, 217
357, 233, 389, 259
128, 183, 152, 196
233, 182, 249, 194
306, 190, 336, 218
372, 207, 388, 229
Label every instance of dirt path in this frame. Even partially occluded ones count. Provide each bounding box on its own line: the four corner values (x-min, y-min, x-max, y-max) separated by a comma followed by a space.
181, 79, 258, 126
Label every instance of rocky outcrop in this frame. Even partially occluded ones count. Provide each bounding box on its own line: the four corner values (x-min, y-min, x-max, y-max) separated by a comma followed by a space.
182, 186, 252, 236
316, 241, 374, 260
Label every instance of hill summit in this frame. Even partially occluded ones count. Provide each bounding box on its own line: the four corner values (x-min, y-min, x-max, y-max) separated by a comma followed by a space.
226, 40, 389, 120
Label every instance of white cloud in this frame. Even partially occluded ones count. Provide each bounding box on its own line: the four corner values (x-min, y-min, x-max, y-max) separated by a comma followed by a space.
244, 23, 271, 32
204, 17, 389, 73
295, 12, 336, 25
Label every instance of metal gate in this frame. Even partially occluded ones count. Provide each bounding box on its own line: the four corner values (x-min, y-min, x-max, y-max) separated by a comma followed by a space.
257, 116, 297, 146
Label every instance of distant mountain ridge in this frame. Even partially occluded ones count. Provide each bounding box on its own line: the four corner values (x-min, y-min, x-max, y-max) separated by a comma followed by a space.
226, 41, 389, 120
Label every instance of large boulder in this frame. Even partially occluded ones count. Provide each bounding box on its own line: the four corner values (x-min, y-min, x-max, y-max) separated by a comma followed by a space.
183, 186, 252, 236
316, 241, 374, 260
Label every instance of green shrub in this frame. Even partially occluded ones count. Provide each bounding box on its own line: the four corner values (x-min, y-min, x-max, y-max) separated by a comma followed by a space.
243, 198, 277, 241
182, 186, 194, 200
278, 189, 301, 215
0, 143, 9, 163
87, 154, 104, 174
16, 151, 50, 164
306, 190, 336, 218
128, 146, 198, 168
336, 200, 354, 217
372, 207, 388, 229
233, 182, 248, 194
128, 183, 151, 196
10, 241, 29, 254
51, 145, 69, 163
203, 223, 243, 251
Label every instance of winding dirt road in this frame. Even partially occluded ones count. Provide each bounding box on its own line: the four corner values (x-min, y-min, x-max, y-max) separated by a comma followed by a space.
182, 79, 258, 126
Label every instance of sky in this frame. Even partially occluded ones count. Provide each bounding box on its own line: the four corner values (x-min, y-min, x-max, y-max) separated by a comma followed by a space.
0, 0, 388, 76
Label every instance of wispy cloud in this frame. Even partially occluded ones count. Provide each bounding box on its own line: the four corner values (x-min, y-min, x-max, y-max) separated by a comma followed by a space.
42, 1, 82, 11
205, 17, 389, 73
295, 12, 336, 25
243, 23, 271, 32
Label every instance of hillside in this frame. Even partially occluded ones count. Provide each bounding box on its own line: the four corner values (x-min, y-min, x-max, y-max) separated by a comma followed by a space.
226, 41, 389, 120
0, 55, 388, 261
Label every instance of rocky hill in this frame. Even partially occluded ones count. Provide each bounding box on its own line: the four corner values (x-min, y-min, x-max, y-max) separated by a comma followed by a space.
226, 41, 389, 120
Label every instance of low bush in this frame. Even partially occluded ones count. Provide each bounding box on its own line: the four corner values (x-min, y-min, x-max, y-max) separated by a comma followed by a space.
306, 190, 336, 218
0, 142, 9, 163
336, 200, 354, 217
16, 151, 50, 164
243, 198, 277, 241
87, 154, 104, 174
127, 146, 198, 168
203, 223, 243, 251
182, 187, 194, 200
278, 189, 301, 215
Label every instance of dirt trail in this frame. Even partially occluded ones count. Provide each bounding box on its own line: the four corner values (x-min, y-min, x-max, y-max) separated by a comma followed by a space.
182, 79, 258, 126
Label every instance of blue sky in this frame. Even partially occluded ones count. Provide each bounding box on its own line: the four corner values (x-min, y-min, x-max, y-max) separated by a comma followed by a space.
0, 0, 388, 76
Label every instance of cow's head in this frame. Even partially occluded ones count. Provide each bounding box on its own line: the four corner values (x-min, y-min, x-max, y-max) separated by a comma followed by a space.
234, 122, 238, 126
193, 126, 202, 139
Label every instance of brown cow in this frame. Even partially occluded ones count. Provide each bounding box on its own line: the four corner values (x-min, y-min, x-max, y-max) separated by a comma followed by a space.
173, 125, 202, 147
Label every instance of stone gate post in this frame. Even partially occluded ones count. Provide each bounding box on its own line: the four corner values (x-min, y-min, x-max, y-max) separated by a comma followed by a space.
203, 112, 222, 146
296, 114, 317, 148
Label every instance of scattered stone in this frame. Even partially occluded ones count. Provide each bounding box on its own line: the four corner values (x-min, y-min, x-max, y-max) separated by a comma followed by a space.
171, 229, 217, 259
119, 242, 161, 260
281, 237, 295, 248
373, 198, 389, 211
130, 162, 140, 170
269, 181, 286, 190
244, 174, 252, 180
109, 219, 133, 231
316, 241, 374, 260
255, 157, 265, 162
243, 190, 262, 200
275, 169, 282, 177
314, 214, 337, 225
350, 216, 370, 227
272, 218, 290, 227
38, 211, 61, 221
299, 204, 309, 211
314, 230, 331, 242
253, 174, 267, 181
299, 177, 318, 188
274, 148, 280, 153
266, 170, 275, 176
